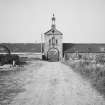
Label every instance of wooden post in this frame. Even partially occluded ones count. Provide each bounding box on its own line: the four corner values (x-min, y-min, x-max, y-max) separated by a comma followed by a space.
41, 34, 43, 59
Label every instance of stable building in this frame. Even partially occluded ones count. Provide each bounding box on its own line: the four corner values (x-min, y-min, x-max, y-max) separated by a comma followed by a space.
43, 14, 63, 61
63, 43, 105, 60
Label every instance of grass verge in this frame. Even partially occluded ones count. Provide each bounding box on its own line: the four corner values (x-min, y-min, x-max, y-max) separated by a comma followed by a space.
65, 60, 105, 97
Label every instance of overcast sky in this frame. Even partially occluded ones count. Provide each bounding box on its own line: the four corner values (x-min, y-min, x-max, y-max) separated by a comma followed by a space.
0, 0, 105, 43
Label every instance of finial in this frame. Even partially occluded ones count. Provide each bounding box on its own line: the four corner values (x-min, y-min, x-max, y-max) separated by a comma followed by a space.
51, 13, 56, 29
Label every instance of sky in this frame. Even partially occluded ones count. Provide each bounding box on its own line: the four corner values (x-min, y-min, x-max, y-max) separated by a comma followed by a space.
0, 0, 105, 43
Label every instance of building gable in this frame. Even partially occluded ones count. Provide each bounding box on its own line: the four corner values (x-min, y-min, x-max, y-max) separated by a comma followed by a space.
44, 28, 63, 35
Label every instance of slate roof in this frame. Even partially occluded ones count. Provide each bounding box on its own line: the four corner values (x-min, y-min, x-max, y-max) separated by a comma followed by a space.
0, 43, 41, 52
44, 28, 63, 35
63, 43, 105, 53
1, 43, 105, 53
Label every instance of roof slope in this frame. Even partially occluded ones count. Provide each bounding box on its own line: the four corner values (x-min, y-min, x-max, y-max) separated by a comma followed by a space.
1, 43, 105, 53
44, 28, 63, 35
0, 43, 41, 52
63, 43, 105, 53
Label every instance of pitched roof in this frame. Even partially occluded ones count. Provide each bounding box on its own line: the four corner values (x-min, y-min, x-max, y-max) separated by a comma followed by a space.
44, 28, 63, 35
0, 43, 41, 52
63, 43, 105, 53
1, 43, 105, 53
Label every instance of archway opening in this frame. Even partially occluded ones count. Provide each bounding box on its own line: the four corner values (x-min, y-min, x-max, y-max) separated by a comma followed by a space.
47, 48, 59, 62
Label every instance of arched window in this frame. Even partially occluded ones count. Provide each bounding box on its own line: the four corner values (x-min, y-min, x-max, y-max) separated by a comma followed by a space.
52, 37, 55, 46
56, 40, 58, 45
49, 39, 51, 45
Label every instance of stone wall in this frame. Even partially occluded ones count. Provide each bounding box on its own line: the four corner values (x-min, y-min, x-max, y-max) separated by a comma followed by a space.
64, 52, 105, 61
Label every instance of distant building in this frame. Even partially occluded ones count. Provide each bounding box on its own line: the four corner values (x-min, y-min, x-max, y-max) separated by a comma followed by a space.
1, 43, 105, 61
63, 43, 105, 60
63, 43, 105, 53
43, 14, 63, 61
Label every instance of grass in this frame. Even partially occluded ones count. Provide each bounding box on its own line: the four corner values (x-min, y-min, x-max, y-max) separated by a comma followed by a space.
0, 66, 26, 105
65, 60, 105, 97
0, 53, 44, 104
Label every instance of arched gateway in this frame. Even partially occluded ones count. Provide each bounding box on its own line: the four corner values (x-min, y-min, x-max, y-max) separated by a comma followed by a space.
43, 14, 63, 61
47, 48, 59, 61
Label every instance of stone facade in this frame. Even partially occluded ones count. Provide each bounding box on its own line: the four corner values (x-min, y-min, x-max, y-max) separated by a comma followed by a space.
44, 14, 63, 61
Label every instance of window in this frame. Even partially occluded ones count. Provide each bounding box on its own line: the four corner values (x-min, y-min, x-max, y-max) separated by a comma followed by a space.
49, 39, 51, 45
56, 40, 58, 45
52, 37, 55, 45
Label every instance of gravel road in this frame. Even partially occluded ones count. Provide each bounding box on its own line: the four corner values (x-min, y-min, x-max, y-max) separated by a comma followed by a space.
1, 60, 105, 105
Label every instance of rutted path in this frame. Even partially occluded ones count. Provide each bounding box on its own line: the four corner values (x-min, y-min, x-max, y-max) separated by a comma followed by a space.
10, 61, 105, 105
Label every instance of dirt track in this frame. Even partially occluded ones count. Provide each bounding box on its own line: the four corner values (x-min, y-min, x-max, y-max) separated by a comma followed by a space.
10, 61, 105, 105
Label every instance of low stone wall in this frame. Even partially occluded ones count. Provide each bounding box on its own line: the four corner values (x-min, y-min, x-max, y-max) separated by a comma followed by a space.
64, 52, 105, 61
